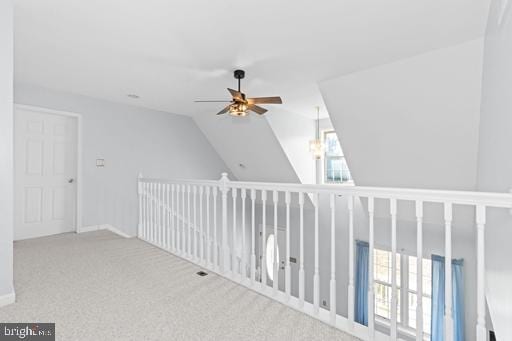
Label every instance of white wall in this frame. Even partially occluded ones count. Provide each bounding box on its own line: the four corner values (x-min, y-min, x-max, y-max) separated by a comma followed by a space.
265, 109, 316, 185
320, 39, 484, 190
476, 0, 512, 339
15, 84, 230, 236
0, 0, 14, 304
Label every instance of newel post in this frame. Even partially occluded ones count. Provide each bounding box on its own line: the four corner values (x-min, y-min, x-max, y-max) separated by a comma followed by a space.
220, 172, 230, 273
137, 173, 143, 238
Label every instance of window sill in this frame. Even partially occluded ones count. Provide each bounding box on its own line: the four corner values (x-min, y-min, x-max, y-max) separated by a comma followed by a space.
375, 316, 429, 341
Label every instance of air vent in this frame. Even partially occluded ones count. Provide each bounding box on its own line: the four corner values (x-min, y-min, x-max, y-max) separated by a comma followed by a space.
196, 271, 208, 277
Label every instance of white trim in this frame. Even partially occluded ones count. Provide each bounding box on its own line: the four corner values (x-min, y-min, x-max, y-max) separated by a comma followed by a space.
77, 224, 133, 238
14, 104, 83, 234
0, 290, 15, 307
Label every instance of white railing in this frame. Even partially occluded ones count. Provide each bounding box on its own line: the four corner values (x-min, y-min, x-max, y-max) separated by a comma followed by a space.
137, 173, 512, 341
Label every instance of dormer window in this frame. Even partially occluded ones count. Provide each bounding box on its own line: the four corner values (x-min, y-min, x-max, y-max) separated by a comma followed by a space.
323, 130, 352, 184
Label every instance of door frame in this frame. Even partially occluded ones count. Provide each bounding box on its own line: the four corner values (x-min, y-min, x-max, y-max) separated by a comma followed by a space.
14, 104, 83, 233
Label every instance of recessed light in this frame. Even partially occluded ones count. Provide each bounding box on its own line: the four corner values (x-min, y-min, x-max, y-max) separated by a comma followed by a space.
127, 94, 139, 99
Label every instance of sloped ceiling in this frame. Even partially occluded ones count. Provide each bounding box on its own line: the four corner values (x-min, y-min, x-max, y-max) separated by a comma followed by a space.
193, 112, 301, 183
320, 39, 484, 190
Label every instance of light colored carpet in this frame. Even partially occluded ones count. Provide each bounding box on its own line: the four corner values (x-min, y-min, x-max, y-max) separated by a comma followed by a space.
0, 230, 359, 341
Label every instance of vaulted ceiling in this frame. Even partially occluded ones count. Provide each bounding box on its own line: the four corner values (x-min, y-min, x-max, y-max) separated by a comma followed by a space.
15, 0, 490, 119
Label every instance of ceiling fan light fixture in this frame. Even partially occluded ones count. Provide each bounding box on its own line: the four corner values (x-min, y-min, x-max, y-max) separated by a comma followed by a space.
228, 103, 248, 117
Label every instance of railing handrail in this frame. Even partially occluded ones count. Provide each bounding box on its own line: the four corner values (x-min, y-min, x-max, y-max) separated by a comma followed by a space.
139, 176, 512, 208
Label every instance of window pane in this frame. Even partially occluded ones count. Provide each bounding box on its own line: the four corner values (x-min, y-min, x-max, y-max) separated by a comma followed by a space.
374, 283, 401, 322
326, 158, 343, 182
325, 131, 342, 156
407, 292, 431, 334
374, 249, 400, 283
408, 256, 432, 297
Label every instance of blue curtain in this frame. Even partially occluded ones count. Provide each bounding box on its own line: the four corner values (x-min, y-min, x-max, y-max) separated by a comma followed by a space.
355, 240, 369, 325
431, 255, 465, 341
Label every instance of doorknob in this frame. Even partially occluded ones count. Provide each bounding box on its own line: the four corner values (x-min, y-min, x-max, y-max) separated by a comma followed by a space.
68, 178, 74, 184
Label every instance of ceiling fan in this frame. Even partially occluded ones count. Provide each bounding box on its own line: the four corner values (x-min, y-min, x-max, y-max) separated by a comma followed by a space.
195, 69, 282, 116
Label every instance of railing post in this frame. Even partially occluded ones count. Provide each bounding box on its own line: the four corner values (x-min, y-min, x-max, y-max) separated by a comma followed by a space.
476, 205, 487, 341
313, 192, 320, 315
347, 195, 355, 326
273, 190, 279, 296
232, 187, 238, 276
329, 193, 337, 325
199, 186, 204, 264
250, 189, 256, 285
241, 189, 247, 281
444, 202, 454, 341
213, 186, 219, 271
368, 197, 375, 338
285, 191, 291, 302
298, 192, 305, 308
261, 190, 267, 289
416, 200, 424, 341
137, 173, 143, 238
390, 198, 398, 340
220, 173, 230, 274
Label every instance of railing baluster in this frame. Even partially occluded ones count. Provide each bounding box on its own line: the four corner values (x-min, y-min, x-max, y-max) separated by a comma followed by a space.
314, 192, 320, 315
444, 202, 454, 341
221, 173, 229, 273
390, 198, 398, 340
416, 201, 424, 341
348, 195, 355, 325
199, 186, 204, 264
149, 183, 155, 243
171, 184, 175, 253
206, 186, 211, 268
299, 192, 305, 308
182, 184, 186, 255
250, 189, 256, 285
241, 189, 247, 281
193, 185, 198, 261
187, 185, 192, 258
158, 183, 162, 247
476, 205, 487, 341
213, 186, 219, 271
137, 175, 143, 238
330, 193, 336, 325
145, 182, 149, 240
285, 191, 291, 302
232, 188, 238, 275
368, 197, 375, 338
141, 182, 146, 240
261, 190, 267, 289
273, 190, 279, 296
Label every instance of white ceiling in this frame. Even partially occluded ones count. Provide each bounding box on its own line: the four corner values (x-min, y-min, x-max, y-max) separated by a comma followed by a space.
15, 0, 490, 118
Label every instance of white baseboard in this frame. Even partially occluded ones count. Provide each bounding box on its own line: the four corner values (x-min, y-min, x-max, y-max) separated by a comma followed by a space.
0, 290, 15, 307
77, 224, 133, 238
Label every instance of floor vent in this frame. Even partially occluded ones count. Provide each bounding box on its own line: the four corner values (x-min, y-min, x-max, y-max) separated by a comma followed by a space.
196, 271, 208, 277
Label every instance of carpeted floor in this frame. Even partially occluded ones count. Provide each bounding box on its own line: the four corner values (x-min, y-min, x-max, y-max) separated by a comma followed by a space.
0, 230, 359, 341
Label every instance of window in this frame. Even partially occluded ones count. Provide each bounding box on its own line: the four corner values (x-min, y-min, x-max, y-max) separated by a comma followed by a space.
266, 234, 279, 281
373, 248, 432, 336
323, 131, 352, 183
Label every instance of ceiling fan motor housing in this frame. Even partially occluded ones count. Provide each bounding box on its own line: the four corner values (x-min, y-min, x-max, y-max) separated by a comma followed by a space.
234, 69, 245, 79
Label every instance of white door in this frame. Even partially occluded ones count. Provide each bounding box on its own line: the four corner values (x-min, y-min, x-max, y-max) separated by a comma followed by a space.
263, 227, 286, 290
14, 107, 78, 240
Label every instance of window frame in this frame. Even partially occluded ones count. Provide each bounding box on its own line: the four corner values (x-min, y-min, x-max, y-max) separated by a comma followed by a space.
372, 246, 432, 339
322, 130, 352, 184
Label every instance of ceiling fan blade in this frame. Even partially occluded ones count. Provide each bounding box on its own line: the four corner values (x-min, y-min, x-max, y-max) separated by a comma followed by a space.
247, 96, 282, 104
248, 104, 268, 115
216, 106, 230, 115
195, 100, 232, 103
227, 88, 245, 101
